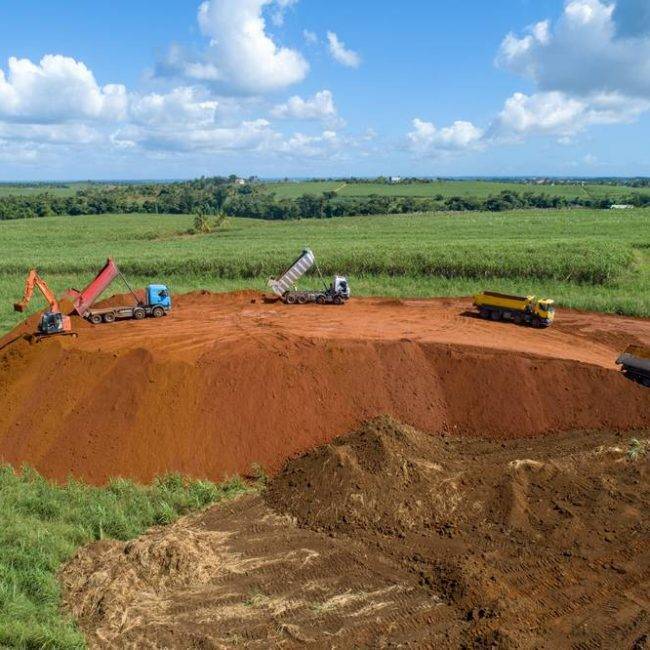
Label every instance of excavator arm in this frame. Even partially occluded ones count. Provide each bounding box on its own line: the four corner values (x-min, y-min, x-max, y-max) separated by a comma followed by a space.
14, 270, 61, 313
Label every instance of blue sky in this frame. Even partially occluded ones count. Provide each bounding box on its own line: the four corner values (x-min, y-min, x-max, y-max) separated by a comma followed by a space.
0, 0, 649, 179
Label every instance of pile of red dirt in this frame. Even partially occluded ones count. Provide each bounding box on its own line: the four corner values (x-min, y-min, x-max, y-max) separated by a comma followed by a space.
0, 291, 648, 484
61, 418, 649, 647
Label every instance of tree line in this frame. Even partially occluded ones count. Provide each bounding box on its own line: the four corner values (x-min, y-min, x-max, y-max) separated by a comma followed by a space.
1, 176, 649, 221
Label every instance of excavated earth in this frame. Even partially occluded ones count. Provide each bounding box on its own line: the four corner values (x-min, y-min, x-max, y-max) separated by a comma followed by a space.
61, 418, 649, 648
0, 290, 649, 484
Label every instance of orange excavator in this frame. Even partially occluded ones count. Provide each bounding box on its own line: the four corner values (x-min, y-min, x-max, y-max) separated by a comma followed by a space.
14, 270, 73, 336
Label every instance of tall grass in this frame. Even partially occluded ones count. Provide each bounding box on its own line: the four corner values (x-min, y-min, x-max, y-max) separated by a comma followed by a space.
0, 466, 248, 648
0, 208, 647, 333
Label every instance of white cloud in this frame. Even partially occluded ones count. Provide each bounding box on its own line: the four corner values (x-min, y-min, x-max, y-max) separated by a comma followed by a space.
129, 87, 220, 127
496, 0, 650, 100
303, 29, 318, 45
326, 32, 361, 68
489, 0, 650, 141
277, 130, 339, 157
487, 88, 649, 143
0, 122, 101, 145
407, 118, 484, 154
271, 89, 342, 126
157, 0, 309, 94
112, 118, 279, 153
0, 55, 127, 123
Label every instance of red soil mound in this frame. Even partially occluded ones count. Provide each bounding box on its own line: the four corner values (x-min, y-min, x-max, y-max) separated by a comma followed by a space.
0, 291, 648, 484
62, 419, 650, 647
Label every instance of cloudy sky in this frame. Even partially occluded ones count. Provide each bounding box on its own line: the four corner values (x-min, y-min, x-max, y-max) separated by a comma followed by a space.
0, 0, 649, 179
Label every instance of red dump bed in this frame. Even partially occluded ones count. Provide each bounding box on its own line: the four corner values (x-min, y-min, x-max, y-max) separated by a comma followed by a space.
67, 258, 119, 316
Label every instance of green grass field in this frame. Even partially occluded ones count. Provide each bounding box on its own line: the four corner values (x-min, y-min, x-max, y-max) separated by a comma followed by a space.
0, 467, 248, 648
0, 184, 79, 197
0, 208, 647, 334
264, 179, 650, 200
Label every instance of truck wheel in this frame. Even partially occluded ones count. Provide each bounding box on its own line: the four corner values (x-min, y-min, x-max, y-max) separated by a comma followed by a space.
316, 295, 326, 305
297, 295, 308, 304
285, 294, 297, 304
133, 308, 146, 320
333, 296, 343, 305
103, 312, 116, 324
513, 313, 522, 325
89, 314, 102, 325
479, 308, 489, 319
152, 306, 165, 318
490, 310, 501, 321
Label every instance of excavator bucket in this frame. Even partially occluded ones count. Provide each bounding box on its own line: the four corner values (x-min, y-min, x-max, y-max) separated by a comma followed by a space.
13, 301, 27, 313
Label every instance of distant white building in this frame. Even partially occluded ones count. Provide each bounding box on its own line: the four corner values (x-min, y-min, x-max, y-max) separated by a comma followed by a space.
610, 204, 634, 209
235, 178, 246, 185
389, 176, 402, 183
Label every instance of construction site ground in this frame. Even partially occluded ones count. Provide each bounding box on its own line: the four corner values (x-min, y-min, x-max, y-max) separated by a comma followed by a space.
1, 290, 649, 647
61, 419, 649, 648
0, 291, 648, 484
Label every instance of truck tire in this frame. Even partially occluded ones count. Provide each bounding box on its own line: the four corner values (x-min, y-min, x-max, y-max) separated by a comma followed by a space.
297, 294, 308, 304
479, 308, 489, 319
316, 295, 326, 305
103, 312, 116, 323
333, 296, 343, 305
133, 308, 146, 320
513, 313, 522, 325
89, 314, 102, 325
285, 294, 297, 304
152, 306, 165, 318
490, 310, 501, 321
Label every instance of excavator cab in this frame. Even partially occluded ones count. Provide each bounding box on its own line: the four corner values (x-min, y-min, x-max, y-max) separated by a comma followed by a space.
14, 269, 73, 336
39, 312, 68, 335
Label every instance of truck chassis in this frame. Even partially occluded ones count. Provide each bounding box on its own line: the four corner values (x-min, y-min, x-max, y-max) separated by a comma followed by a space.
477, 305, 549, 327
86, 304, 169, 324
283, 290, 345, 305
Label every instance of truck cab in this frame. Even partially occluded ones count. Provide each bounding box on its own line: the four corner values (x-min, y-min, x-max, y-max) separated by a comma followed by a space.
533, 299, 555, 326
147, 284, 171, 310
333, 276, 350, 299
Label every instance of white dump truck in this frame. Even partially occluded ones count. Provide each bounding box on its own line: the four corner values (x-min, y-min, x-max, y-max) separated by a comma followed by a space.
268, 248, 350, 305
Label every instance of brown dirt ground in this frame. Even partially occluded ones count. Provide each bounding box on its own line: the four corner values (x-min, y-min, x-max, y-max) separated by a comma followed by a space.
61, 418, 649, 648
1, 291, 649, 484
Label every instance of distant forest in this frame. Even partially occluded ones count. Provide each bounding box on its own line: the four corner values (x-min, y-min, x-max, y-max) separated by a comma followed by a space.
1, 175, 649, 221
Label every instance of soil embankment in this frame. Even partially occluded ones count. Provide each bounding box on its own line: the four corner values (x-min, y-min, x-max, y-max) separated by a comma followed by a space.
0, 291, 648, 484
61, 418, 649, 648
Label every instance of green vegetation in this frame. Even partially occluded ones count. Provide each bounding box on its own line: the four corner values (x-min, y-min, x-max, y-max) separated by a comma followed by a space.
627, 438, 648, 460
265, 179, 650, 201
0, 208, 647, 334
0, 466, 248, 648
2, 176, 649, 221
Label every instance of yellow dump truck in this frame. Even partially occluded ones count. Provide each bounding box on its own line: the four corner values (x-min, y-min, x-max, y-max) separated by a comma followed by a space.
473, 291, 555, 327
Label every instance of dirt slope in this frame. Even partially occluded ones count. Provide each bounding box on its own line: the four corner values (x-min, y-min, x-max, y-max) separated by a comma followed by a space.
1, 292, 648, 484
61, 418, 649, 648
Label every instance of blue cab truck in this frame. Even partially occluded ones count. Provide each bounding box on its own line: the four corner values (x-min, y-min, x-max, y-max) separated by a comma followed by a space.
69, 258, 172, 325
85, 284, 171, 324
